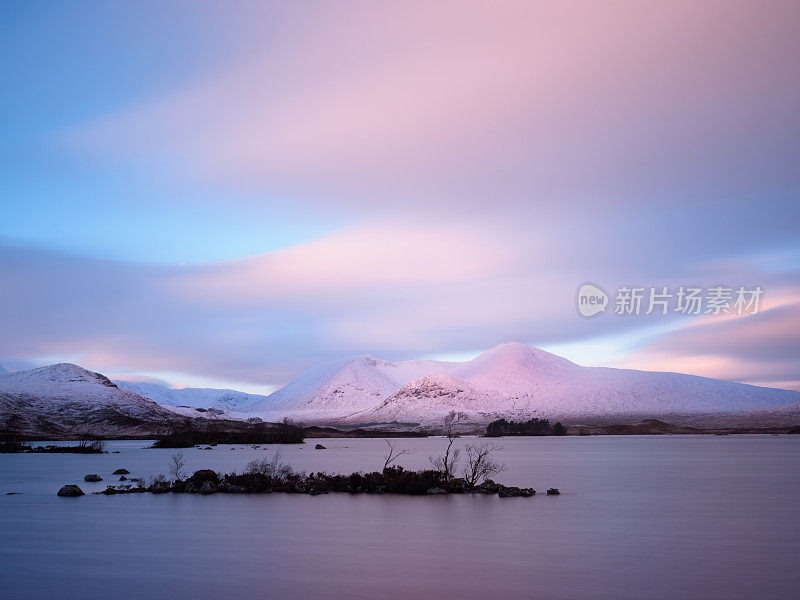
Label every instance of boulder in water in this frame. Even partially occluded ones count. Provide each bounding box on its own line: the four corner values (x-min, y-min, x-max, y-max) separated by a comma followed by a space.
83, 474, 102, 482
112, 468, 129, 475
57, 485, 85, 497
498, 485, 523, 498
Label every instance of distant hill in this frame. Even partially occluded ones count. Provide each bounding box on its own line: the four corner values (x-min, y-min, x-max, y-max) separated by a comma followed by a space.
114, 380, 267, 413
0, 363, 188, 437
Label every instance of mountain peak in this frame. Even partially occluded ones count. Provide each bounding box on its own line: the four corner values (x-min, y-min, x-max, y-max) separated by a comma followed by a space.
471, 342, 578, 369
8, 363, 118, 387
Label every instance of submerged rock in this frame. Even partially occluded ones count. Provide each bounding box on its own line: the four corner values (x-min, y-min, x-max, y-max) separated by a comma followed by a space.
546, 488, 560, 495
119, 475, 127, 481
57, 485, 85, 497
83, 474, 102, 482
314, 444, 326, 450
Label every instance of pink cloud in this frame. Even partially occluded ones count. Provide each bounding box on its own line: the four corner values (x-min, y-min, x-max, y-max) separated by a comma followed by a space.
619, 299, 800, 390
64, 2, 800, 210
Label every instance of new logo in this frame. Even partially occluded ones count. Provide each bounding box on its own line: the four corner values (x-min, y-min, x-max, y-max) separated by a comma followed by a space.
577, 283, 608, 317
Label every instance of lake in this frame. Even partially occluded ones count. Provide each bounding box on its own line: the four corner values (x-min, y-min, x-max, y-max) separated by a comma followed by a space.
1, 435, 798, 599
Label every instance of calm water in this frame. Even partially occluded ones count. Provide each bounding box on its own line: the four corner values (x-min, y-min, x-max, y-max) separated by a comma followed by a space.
0, 435, 798, 600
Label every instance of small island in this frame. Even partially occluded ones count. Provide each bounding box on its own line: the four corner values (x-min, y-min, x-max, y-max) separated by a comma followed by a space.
60, 413, 561, 499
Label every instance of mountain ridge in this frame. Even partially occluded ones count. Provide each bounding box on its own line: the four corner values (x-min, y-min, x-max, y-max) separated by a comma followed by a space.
248, 342, 800, 424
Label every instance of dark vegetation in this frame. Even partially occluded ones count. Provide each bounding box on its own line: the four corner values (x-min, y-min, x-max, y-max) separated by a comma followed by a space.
0, 438, 106, 453
90, 461, 540, 498
486, 418, 566, 436
153, 418, 305, 448
304, 426, 427, 438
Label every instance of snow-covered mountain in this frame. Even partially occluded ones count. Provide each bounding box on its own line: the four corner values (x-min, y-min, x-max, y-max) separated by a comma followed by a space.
248, 354, 458, 416
0, 364, 9, 375
250, 342, 800, 425
0, 363, 188, 437
114, 380, 267, 412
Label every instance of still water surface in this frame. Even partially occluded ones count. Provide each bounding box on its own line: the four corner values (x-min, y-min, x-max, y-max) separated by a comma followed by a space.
1, 435, 798, 599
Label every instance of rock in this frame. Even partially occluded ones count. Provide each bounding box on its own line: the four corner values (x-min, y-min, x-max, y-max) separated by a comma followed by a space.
6, 492, 21, 495
57, 485, 85, 497
187, 470, 219, 486
83, 474, 102, 482
98, 485, 118, 495
184, 482, 199, 493
314, 444, 326, 450
426, 487, 447, 495
112, 451, 120, 454
546, 488, 560, 495
149, 481, 171, 494
498, 485, 523, 498
520, 488, 536, 497
119, 475, 127, 481
199, 481, 217, 495
112, 468, 129, 475
476, 480, 500, 494
447, 478, 467, 493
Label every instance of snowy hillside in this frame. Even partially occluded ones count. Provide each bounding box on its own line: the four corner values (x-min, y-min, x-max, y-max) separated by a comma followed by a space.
251, 342, 800, 424
0, 363, 188, 437
114, 380, 267, 412
0, 365, 9, 375
248, 354, 458, 415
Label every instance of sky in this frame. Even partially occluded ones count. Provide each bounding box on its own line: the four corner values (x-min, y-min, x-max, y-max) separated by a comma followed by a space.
1, 1, 798, 394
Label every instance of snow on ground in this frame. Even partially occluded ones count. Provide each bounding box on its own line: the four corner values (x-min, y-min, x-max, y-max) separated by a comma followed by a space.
248, 342, 800, 424
3, 344, 799, 431
114, 380, 267, 412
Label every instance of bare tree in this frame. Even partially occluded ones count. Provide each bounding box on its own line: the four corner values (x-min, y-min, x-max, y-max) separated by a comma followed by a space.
382, 439, 412, 471
430, 411, 468, 482
463, 442, 506, 488
245, 450, 294, 482
76, 432, 105, 452
169, 452, 186, 480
